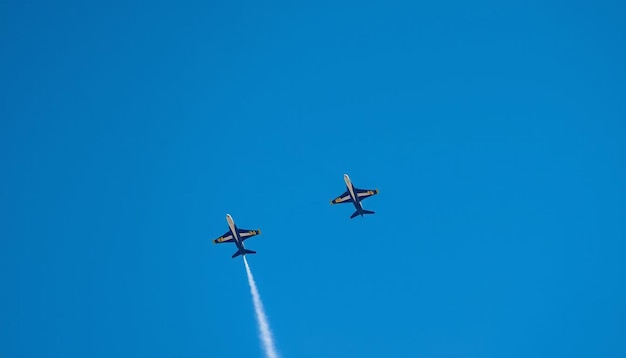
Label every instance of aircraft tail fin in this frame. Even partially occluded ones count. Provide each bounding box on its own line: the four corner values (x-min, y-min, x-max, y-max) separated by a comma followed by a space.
351, 210, 375, 219
232, 249, 256, 258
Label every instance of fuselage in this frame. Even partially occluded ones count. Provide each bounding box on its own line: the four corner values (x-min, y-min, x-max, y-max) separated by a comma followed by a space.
343, 174, 364, 213
226, 214, 245, 253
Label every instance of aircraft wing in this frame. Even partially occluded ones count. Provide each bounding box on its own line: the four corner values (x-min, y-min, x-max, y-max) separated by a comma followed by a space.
355, 188, 379, 200
238, 228, 261, 241
213, 231, 234, 244
331, 190, 353, 204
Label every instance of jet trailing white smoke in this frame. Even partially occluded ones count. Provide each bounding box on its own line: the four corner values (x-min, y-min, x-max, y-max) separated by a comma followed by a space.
243, 256, 279, 358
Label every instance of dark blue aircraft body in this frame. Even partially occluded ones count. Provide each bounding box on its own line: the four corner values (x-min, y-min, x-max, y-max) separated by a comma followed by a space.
331, 174, 379, 218
213, 214, 261, 258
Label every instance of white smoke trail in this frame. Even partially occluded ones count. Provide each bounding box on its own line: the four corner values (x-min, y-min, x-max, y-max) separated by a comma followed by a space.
243, 256, 279, 358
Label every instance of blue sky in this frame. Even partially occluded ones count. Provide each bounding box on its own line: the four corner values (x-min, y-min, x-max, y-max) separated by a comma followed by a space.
1, 0, 625, 357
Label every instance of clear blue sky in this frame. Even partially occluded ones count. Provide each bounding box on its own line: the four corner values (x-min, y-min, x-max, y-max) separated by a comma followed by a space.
1, 1, 625, 357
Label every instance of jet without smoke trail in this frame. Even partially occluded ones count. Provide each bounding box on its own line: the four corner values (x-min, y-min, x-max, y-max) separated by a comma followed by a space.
243, 256, 279, 358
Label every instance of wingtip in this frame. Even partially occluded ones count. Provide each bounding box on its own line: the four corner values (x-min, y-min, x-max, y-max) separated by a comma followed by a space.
212, 239, 217, 244
258, 229, 261, 235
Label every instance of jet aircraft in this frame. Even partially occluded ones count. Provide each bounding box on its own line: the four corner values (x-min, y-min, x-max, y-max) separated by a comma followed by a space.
213, 214, 261, 258
330, 174, 379, 218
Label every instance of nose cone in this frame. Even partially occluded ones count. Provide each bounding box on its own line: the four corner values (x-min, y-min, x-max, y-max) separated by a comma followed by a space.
226, 214, 234, 225
343, 174, 351, 186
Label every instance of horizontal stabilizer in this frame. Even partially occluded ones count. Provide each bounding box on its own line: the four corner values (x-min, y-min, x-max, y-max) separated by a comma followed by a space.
232, 249, 256, 258
350, 210, 375, 219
